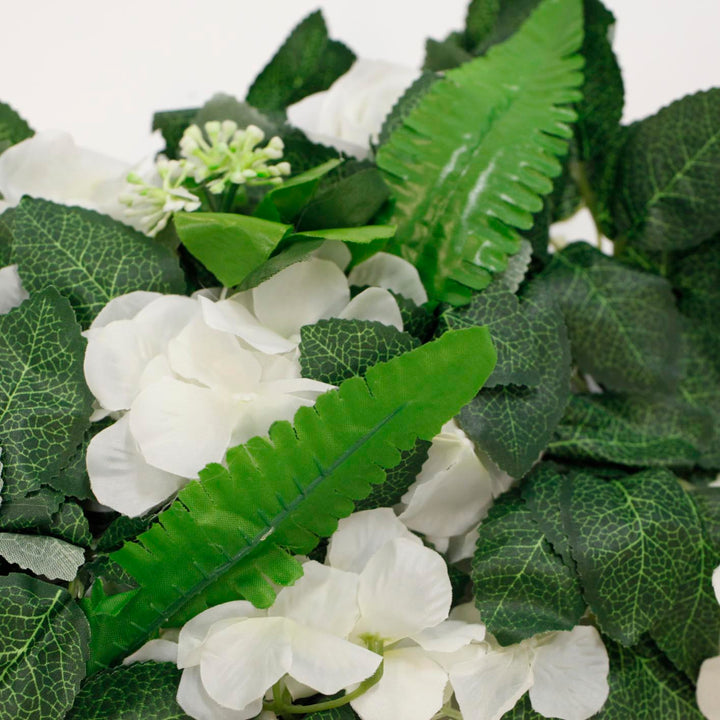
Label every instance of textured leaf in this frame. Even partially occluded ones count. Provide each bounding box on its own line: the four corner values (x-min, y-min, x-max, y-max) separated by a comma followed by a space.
0, 488, 64, 532
439, 285, 540, 387
671, 236, 720, 324
472, 489, 585, 645
236, 239, 323, 291
97, 513, 159, 553
12, 198, 185, 327
45, 421, 101, 500
458, 289, 571, 477
246, 10, 355, 115
0, 102, 33, 155
174, 211, 290, 287
535, 242, 681, 393
0, 532, 84, 581
565, 469, 701, 645
67, 662, 190, 720
378, 72, 438, 146
377, 0, 584, 303
84, 327, 496, 669
299, 318, 418, 385
0, 574, 89, 720
0, 207, 14, 265
548, 392, 710, 469
612, 89, 720, 251
305, 705, 360, 720
0, 288, 93, 498
493, 239, 533, 293
595, 637, 704, 719
47, 501, 92, 547
465, 0, 501, 49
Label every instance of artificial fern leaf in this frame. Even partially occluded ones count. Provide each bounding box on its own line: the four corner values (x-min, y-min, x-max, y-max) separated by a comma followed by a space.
84, 327, 496, 670
376, 0, 584, 304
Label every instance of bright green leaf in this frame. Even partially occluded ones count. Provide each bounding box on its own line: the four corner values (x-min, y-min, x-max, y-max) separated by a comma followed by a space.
377, 0, 583, 303
0, 102, 33, 155
378, 72, 438, 146
0, 574, 89, 720
12, 198, 185, 327
174, 211, 290, 287
292, 225, 396, 244
0, 533, 84, 581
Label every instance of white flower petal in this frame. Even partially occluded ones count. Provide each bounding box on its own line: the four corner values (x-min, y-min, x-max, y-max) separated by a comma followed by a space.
89, 291, 163, 330
327, 508, 421, 575
271, 561, 360, 637
446, 526, 480, 563
348, 252, 427, 305
356, 537, 451, 641
351, 647, 447, 720
123, 638, 178, 665
412, 620, 486, 653
339, 287, 403, 330
200, 617, 292, 711
178, 600, 264, 668
178, 666, 262, 720
87, 415, 185, 517
451, 645, 534, 720
313, 240, 352, 270
529, 626, 609, 720
713, 565, 720, 605
0, 265, 28, 315
252, 259, 349, 337
698, 655, 720, 720
130, 378, 238, 477
133, 294, 199, 338
289, 622, 381, 695
229, 391, 313, 447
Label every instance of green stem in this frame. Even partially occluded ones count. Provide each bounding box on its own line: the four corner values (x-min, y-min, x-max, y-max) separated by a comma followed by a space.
202, 187, 219, 212
432, 709, 463, 720
222, 183, 240, 212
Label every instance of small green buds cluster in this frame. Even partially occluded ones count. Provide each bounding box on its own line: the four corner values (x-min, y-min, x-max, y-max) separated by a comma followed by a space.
179, 120, 291, 194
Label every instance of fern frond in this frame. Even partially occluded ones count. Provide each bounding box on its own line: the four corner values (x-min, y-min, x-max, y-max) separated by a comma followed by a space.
84, 327, 496, 670
376, 0, 584, 304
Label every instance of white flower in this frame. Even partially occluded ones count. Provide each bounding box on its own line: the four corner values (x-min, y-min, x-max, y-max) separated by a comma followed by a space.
287, 60, 420, 158
0, 265, 28, 314
696, 565, 720, 719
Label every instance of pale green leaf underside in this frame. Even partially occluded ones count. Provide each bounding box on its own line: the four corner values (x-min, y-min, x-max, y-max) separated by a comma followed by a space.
0, 533, 84, 581
85, 327, 496, 669
377, 0, 584, 304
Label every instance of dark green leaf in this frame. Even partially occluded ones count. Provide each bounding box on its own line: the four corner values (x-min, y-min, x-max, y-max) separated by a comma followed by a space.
0, 102, 33, 155
152, 107, 198, 160
246, 11, 355, 115
236, 239, 323, 291
565, 469, 701, 645
458, 290, 571, 477
192, 93, 278, 137
304, 705, 360, 720
174, 211, 290, 287
97, 513, 159, 553
377, 0, 583, 303
535, 242, 681, 393
612, 89, 720, 251
595, 637, 704, 719
472, 489, 585, 644
45, 422, 99, 500
439, 285, 540, 387
0, 289, 93, 498
378, 72, 438, 146
465, 0, 501, 49
473, 0, 543, 55
299, 318, 418, 385
47, 501, 92, 547
548, 392, 710, 468
423, 35, 473, 72
0, 574, 89, 720
12, 198, 185, 327
393, 293, 437, 343
67, 662, 190, 719
0, 488, 64, 532
671, 236, 720, 324
0, 532, 84, 581
0, 207, 14, 265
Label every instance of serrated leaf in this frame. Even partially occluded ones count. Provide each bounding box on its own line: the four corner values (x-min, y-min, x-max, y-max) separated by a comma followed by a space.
565, 469, 701, 645
67, 662, 190, 720
12, 198, 185, 327
246, 10, 355, 115
472, 489, 585, 645
174, 211, 290, 287
0, 532, 84, 581
0, 488, 64, 532
474, 0, 543, 55
612, 89, 720, 252
458, 290, 571, 477
0, 207, 14, 265
535, 242, 681, 393
548, 392, 710, 468
493, 239, 533, 293
236, 239, 323, 292
47, 501, 92, 547
671, 235, 720, 324
84, 327, 496, 669
439, 284, 540, 387
423, 35, 473, 73
465, 0, 501, 49
378, 72, 438, 146
299, 318, 418, 385
0, 573, 89, 719
595, 637, 704, 719
0, 288, 93, 498
97, 513, 159, 553
377, 0, 584, 303
0, 102, 33, 155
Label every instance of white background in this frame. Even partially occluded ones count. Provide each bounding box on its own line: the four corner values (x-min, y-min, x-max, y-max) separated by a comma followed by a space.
2, 0, 719, 161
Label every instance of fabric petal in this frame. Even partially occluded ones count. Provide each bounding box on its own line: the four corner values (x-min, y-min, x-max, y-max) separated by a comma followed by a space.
348, 252, 428, 305
87, 414, 185, 517
88, 291, 163, 330
289, 622, 381, 695
713, 565, 720, 605
229, 391, 314, 447
529, 626, 609, 720
178, 601, 264, 668
252, 259, 350, 337
356, 537, 451, 641
130, 378, 239, 477
200, 617, 292, 711
339, 287, 403, 330
123, 638, 178, 665
412, 619, 486, 653
271, 561, 360, 637
698, 655, 720, 720
351, 647, 447, 720
313, 240, 352, 270
178, 666, 262, 720
327, 508, 422, 575
450, 645, 534, 720
0, 265, 28, 315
